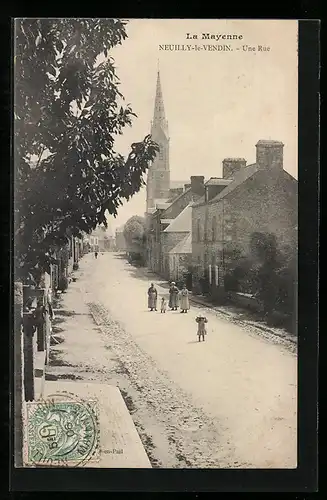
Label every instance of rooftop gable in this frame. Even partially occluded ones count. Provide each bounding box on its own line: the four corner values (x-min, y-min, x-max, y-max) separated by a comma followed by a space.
205, 177, 233, 186
209, 163, 259, 204
163, 203, 192, 232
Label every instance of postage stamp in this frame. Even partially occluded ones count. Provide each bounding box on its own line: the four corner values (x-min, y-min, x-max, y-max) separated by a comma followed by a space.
23, 392, 100, 467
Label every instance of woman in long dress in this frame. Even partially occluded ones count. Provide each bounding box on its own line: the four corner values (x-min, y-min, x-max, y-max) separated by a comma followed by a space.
179, 284, 190, 313
168, 282, 179, 311
147, 283, 157, 311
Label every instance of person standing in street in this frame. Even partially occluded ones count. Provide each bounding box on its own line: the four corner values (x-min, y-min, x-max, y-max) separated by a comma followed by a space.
168, 282, 179, 311
196, 314, 208, 342
179, 284, 190, 313
160, 296, 167, 313
148, 283, 158, 311
94, 251, 98, 259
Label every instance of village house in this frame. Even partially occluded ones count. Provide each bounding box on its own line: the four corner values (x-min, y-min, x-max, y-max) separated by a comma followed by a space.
168, 232, 192, 285
161, 203, 192, 280
191, 140, 298, 296
147, 176, 205, 277
85, 226, 115, 253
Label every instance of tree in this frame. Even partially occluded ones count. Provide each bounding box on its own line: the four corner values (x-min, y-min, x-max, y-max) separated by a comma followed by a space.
14, 19, 159, 278
123, 216, 147, 256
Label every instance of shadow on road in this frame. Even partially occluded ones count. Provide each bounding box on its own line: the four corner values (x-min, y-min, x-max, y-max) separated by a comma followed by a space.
125, 264, 158, 283
112, 252, 127, 259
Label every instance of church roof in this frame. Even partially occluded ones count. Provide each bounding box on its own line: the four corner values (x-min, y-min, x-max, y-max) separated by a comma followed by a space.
163, 203, 192, 233
169, 233, 192, 255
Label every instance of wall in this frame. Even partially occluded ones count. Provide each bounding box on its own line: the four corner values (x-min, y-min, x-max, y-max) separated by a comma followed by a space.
169, 253, 192, 282
161, 231, 189, 278
192, 168, 297, 289
221, 169, 298, 256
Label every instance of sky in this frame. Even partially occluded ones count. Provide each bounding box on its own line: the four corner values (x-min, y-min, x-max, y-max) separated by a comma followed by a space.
100, 19, 298, 233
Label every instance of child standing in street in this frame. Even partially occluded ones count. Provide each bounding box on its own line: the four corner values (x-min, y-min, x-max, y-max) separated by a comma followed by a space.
196, 314, 208, 342
160, 296, 167, 313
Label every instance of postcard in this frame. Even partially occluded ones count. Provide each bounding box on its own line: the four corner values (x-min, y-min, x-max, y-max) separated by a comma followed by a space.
13, 18, 299, 472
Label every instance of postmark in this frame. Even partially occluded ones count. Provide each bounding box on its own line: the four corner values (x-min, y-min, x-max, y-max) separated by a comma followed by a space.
23, 392, 100, 467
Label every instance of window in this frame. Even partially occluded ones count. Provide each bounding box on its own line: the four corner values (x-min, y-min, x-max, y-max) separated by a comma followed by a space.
159, 147, 164, 160
212, 216, 217, 241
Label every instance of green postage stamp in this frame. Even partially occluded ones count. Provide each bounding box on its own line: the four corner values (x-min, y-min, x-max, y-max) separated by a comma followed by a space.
23, 394, 100, 466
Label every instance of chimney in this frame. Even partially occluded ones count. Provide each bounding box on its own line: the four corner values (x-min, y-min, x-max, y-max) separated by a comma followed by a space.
256, 140, 284, 170
222, 158, 246, 179
190, 176, 205, 196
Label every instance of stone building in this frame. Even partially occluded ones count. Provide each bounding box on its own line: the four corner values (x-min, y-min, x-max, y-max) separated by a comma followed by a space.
161, 203, 192, 279
145, 69, 205, 277
192, 140, 298, 293
168, 233, 192, 284
85, 226, 115, 252
147, 177, 205, 275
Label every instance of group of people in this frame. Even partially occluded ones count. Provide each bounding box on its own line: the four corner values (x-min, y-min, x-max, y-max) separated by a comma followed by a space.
147, 282, 208, 341
147, 282, 190, 314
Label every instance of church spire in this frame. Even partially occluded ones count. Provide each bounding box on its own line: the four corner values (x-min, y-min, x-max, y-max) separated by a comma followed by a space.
152, 69, 167, 130
147, 67, 170, 213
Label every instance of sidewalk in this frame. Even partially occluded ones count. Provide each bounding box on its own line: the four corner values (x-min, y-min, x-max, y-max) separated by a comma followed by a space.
41, 259, 151, 468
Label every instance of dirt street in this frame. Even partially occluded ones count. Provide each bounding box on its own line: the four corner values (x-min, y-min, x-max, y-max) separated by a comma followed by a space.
48, 253, 297, 469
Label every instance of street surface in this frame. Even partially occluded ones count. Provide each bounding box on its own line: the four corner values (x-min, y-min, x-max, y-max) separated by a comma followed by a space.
48, 252, 297, 469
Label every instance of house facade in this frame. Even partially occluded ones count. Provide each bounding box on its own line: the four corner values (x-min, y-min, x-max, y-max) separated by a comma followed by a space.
161, 203, 192, 279
192, 140, 298, 293
147, 177, 205, 277
168, 232, 192, 284
85, 226, 115, 252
